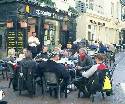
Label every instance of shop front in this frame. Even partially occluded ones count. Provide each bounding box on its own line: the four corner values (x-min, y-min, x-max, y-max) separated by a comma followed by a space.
0, 0, 77, 53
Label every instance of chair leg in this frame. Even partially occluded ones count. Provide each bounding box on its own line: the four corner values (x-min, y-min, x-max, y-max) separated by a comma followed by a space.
58, 86, 61, 100
49, 88, 52, 96
101, 92, 105, 99
5, 70, 8, 80
91, 94, 94, 102
78, 90, 80, 98
2, 70, 5, 79
65, 86, 67, 98
8, 78, 13, 88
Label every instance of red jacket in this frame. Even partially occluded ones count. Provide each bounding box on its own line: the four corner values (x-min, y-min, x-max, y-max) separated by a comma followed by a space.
97, 63, 107, 70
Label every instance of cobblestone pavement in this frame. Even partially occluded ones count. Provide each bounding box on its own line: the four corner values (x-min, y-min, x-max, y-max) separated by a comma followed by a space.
1, 52, 125, 104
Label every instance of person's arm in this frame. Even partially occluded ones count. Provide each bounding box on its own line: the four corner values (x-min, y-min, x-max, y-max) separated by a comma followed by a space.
82, 64, 99, 78
28, 37, 34, 44
35, 38, 40, 45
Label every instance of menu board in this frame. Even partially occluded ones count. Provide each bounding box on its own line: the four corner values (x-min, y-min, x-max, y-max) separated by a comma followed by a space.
17, 32, 23, 51
7, 31, 23, 51
7, 31, 16, 49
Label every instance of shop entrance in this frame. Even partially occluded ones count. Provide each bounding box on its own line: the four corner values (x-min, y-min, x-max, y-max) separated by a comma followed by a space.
121, 29, 125, 44
44, 19, 60, 49
0, 25, 6, 49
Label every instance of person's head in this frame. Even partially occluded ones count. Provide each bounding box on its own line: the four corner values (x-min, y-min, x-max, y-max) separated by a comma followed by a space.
79, 48, 87, 61
8, 48, 15, 57
94, 53, 106, 64
54, 46, 61, 52
50, 52, 60, 61
25, 50, 32, 59
42, 45, 48, 53
23, 48, 27, 54
79, 48, 87, 55
63, 49, 69, 57
32, 32, 36, 37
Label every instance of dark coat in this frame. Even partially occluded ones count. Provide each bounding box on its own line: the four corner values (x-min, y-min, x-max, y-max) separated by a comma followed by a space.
37, 60, 70, 81
19, 58, 37, 77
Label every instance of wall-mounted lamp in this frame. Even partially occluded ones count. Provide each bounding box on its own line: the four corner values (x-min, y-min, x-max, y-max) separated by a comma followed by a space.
6, 20, 13, 28
20, 19, 27, 28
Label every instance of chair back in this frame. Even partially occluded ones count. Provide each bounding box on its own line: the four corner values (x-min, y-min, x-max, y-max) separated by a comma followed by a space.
88, 69, 108, 93
6, 63, 14, 78
43, 72, 60, 85
0, 62, 3, 71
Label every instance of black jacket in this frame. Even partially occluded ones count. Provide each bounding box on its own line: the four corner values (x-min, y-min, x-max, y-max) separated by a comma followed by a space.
18, 58, 37, 77
37, 60, 70, 81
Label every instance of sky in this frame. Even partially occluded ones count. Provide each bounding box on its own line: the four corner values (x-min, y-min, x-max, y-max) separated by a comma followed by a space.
52, 0, 76, 11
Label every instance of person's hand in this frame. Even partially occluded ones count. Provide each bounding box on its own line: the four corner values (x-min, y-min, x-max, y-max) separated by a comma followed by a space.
76, 66, 82, 70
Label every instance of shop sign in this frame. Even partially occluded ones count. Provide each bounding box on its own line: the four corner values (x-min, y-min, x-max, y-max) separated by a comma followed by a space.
36, 10, 52, 17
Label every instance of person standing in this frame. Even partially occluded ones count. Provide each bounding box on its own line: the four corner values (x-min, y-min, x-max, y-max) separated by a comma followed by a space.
28, 32, 40, 58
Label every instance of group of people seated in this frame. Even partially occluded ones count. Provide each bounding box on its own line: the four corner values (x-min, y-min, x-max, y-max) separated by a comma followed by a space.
6, 44, 111, 99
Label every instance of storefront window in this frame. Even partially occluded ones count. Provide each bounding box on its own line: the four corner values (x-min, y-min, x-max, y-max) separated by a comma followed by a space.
0, 35, 2, 48
0, 26, 6, 49
44, 19, 59, 49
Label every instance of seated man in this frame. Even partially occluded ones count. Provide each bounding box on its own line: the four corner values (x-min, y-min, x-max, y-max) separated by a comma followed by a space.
76, 48, 93, 77
37, 52, 70, 96
34, 45, 49, 62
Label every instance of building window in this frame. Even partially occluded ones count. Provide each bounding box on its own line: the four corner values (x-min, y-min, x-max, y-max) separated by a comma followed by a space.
88, 31, 91, 41
0, 26, 6, 49
89, 3, 93, 10
111, 2, 114, 17
103, 23, 105, 26
0, 35, 2, 48
88, 25, 91, 29
90, 20, 93, 23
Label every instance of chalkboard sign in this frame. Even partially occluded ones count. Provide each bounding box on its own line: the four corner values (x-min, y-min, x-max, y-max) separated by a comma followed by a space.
7, 31, 23, 51
17, 31, 23, 51
7, 31, 16, 49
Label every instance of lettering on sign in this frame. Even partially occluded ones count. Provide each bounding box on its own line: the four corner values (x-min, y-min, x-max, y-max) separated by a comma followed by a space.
36, 10, 52, 16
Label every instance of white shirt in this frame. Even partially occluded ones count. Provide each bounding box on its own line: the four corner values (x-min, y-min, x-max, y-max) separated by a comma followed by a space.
28, 36, 40, 47
82, 64, 100, 78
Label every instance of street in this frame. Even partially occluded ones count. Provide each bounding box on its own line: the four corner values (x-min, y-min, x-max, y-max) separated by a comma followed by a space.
0, 52, 125, 104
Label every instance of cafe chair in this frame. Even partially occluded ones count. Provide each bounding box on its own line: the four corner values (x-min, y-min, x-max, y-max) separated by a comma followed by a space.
43, 72, 67, 100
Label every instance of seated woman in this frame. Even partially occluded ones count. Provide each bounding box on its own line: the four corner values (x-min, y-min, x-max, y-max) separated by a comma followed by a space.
16, 48, 28, 62
82, 53, 107, 78
74, 53, 107, 97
